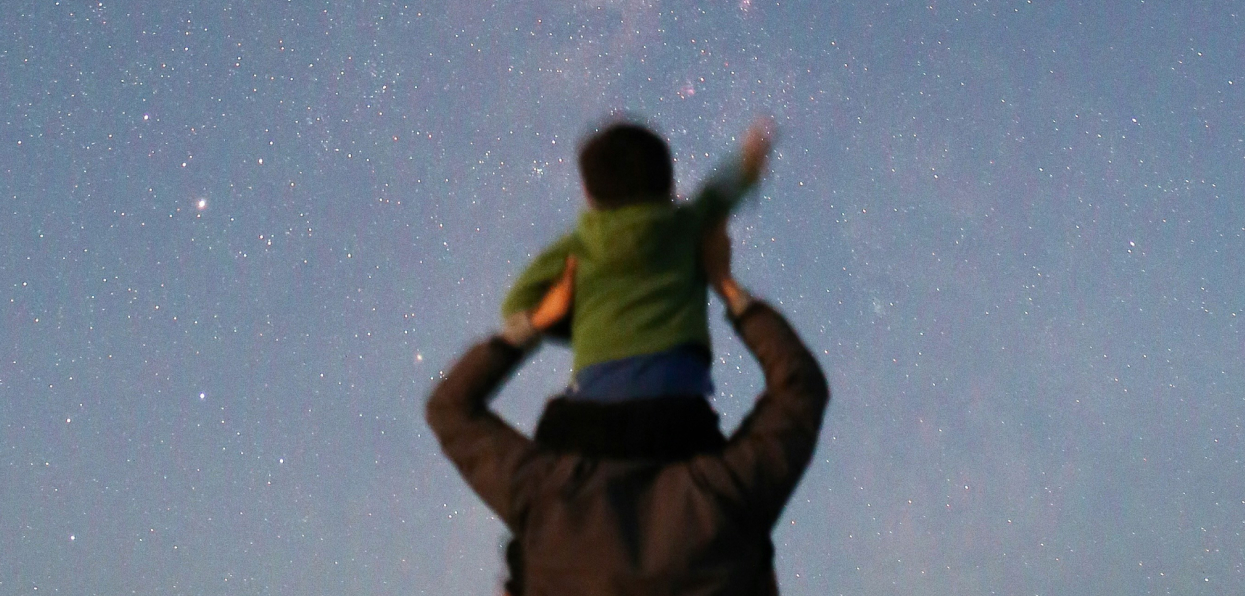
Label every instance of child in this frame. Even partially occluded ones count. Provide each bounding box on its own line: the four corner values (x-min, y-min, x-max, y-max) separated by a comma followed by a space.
501, 118, 772, 403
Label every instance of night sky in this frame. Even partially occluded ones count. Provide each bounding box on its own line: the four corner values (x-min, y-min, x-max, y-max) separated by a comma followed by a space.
2, 2, 1243, 594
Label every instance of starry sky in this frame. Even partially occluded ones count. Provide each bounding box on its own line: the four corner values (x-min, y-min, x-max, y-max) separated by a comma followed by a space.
2, 1, 1242, 594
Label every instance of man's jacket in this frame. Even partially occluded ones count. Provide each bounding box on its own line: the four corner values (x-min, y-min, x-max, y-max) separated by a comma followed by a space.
426, 303, 830, 595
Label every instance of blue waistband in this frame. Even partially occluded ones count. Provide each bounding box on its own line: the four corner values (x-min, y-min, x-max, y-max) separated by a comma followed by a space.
566, 344, 714, 403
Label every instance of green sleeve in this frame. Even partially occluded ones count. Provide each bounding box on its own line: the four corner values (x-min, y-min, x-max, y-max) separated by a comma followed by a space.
689, 155, 757, 224
500, 233, 576, 319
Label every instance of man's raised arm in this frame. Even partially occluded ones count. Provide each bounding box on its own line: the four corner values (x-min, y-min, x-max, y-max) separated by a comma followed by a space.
698, 219, 830, 531
719, 299, 829, 530
426, 257, 577, 528
426, 336, 537, 528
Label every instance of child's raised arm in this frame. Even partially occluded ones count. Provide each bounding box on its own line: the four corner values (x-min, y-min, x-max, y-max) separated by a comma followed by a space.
689, 117, 776, 223
500, 233, 577, 320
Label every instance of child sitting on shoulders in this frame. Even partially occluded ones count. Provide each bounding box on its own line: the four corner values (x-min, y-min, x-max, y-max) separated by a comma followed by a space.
502, 118, 772, 405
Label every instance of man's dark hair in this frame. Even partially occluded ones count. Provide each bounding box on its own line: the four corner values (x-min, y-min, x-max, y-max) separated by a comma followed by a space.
578, 122, 674, 209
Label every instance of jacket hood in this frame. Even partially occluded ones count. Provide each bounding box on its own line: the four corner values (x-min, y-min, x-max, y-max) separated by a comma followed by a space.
576, 201, 681, 264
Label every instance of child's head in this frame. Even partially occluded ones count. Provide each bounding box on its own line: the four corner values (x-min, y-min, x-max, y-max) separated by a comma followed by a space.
578, 122, 674, 209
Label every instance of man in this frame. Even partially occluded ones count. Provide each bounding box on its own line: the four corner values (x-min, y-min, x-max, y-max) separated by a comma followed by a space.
426, 222, 829, 595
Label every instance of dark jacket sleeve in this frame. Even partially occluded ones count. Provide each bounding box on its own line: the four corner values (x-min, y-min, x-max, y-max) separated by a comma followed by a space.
711, 302, 830, 531
425, 338, 544, 529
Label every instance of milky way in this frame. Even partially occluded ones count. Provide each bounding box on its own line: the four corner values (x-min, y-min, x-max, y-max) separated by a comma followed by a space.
2, 2, 1242, 594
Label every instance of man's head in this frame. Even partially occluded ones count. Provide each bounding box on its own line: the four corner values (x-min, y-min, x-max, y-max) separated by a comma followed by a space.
578, 122, 674, 209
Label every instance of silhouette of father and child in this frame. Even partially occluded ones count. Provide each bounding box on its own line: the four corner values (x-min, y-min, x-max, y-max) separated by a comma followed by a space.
427, 117, 829, 596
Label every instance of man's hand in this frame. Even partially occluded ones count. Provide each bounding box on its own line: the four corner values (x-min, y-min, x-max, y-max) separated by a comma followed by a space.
702, 219, 745, 312
702, 218, 731, 295
741, 117, 775, 186
702, 218, 737, 303
530, 255, 577, 332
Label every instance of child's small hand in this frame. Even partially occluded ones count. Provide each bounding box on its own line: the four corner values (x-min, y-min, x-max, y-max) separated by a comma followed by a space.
741, 116, 775, 185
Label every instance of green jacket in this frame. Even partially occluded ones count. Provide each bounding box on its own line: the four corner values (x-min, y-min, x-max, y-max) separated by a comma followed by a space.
502, 164, 755, 372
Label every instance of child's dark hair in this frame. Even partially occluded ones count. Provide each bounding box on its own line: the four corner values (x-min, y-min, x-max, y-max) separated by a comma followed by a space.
578, 122, 674, 209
